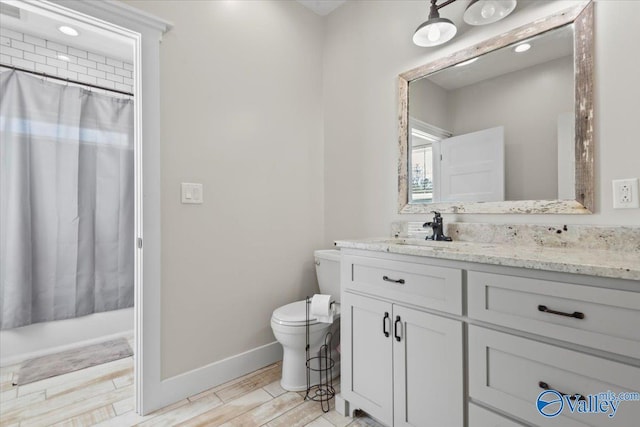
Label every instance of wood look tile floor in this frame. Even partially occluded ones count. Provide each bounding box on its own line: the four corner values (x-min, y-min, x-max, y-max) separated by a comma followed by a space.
0, 350, 382, 427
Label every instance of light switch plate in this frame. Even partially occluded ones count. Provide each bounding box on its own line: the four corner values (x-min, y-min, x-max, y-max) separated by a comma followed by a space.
181, 182, 204, 204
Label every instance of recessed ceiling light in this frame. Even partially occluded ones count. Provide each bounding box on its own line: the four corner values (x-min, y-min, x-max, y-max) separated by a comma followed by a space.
58, 25, 79, 37
456, 57, 479, 67
57, 54, 70, 62
514, 43, 531, 53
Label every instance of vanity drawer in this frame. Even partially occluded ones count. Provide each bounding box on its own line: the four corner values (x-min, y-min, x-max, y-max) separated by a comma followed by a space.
467, 271, 640, 359
469, 326, 640, 427
341, 254, 462, 315
468, 403, 527, 427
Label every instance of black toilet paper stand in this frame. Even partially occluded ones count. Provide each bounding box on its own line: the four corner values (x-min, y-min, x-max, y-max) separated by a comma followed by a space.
304, 296, 335, 413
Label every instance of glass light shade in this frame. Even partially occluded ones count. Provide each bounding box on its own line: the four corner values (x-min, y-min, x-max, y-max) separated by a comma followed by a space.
413, 17, 457, 47
463, 0, 517, 26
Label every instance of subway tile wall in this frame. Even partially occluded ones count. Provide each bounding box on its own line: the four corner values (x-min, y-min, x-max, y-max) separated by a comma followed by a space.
0, 27, 133, 94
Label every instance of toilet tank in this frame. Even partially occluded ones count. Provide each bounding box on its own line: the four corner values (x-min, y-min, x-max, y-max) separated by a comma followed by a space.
314, 249, 341, 303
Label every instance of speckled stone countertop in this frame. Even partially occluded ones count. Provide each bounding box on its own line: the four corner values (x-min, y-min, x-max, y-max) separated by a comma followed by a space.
335, 224, 640, 281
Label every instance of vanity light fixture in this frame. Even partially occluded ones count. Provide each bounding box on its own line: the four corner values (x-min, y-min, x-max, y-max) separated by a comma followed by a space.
414, 0, 517, 47
57, 54, 70, 62
413, 0, 458, 47
513, 43, 531, 53
58, 25, 79, 36
463, 0, 517, 26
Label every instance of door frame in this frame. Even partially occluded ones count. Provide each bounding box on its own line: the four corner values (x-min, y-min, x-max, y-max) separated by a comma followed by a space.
15, 0, 170, 414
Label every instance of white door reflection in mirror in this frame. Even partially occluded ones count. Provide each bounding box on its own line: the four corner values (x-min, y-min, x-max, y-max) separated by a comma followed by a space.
437, 126, 505, 202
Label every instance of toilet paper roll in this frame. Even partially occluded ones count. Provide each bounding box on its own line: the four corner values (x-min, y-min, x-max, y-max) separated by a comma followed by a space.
311, 294, 334, 323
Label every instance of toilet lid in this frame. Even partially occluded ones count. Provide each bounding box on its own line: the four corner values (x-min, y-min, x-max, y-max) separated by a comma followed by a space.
272, 301, 317, 325
272, 300, 341, 326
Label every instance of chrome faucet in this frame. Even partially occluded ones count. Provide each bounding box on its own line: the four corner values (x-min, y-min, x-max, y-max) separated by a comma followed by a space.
423, 211, 452, 241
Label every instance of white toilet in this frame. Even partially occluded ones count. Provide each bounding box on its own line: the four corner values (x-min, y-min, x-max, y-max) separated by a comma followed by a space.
271, 249, 341, 391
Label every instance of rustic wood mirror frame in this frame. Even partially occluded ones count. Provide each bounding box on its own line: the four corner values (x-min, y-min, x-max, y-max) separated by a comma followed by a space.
398, 2, 594, 214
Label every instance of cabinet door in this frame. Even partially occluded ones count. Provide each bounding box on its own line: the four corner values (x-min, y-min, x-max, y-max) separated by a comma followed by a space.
393, 305, 463, 427
341, 291, 393, 426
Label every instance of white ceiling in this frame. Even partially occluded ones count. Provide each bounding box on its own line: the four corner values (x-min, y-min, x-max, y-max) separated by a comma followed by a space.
296, 0, 347, 16
0, 1, 133, 62
0, 0, 346, 61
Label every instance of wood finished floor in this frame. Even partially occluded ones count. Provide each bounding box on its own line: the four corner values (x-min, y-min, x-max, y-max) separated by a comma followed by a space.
0, 344, 382, 427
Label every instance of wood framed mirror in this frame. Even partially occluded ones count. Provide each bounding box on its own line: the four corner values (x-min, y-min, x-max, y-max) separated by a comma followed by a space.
398, 1, 594, 214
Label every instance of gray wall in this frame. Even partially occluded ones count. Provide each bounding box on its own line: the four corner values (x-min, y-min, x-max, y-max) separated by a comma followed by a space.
126, 0, 325, 379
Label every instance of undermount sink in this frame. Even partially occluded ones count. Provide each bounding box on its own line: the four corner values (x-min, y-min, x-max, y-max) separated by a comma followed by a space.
396, 238, 452, 246
394, 239, 462, 249
363, 237, 461, 249
388, 238, 498, 252
349, 237, 492, 252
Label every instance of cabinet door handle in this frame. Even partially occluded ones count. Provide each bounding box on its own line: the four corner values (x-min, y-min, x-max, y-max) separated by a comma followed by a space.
538, 381, 586, 401
383, 275, 405, 285
383, 312, 390, 338
394, 316, 402, 342
538, 305, 585, 320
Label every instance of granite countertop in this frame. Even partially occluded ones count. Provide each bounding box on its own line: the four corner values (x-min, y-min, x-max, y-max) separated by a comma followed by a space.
334, 237, 640, 281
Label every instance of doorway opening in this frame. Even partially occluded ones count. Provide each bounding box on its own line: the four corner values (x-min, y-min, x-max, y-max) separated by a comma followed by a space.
0, 0, 142, 414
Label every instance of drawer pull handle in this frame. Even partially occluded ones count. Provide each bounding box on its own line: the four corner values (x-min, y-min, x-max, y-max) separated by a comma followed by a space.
538, 381, 586, 401
383, 275, 405, 285
394, 316, 402, 342
383, 312, 390, 338
538, 305, 585, 320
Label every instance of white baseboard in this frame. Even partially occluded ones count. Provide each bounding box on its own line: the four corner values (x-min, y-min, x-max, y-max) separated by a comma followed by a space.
151, 341, 283, 411
0, 330, 133, 367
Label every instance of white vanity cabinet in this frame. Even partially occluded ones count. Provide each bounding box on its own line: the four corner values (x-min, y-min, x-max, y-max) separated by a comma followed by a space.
340, 252, 464, 427
338, 246, 640, 427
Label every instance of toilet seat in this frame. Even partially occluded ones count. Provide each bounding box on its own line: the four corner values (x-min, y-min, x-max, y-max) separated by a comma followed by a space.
271, 300, 341, 327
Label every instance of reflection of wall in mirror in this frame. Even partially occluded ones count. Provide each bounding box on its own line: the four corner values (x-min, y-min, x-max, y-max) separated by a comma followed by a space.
557, 112, 575, 200
449, 56, 574, 201
409, 77, 451, 132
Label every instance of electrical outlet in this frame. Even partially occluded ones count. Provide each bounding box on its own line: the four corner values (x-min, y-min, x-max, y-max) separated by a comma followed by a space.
612, 178, 639, 209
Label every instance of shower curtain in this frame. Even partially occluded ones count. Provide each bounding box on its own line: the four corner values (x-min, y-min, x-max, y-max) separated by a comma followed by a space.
0, 70, 134, 330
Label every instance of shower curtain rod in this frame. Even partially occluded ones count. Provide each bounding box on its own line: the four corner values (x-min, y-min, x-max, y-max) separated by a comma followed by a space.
1, 63, 134, 97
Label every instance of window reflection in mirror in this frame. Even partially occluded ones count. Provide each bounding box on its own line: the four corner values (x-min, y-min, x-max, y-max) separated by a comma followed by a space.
409, 119, 450, 203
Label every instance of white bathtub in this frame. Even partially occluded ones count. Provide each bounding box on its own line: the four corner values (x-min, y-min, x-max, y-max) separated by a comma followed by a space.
0, 307, 134, 367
